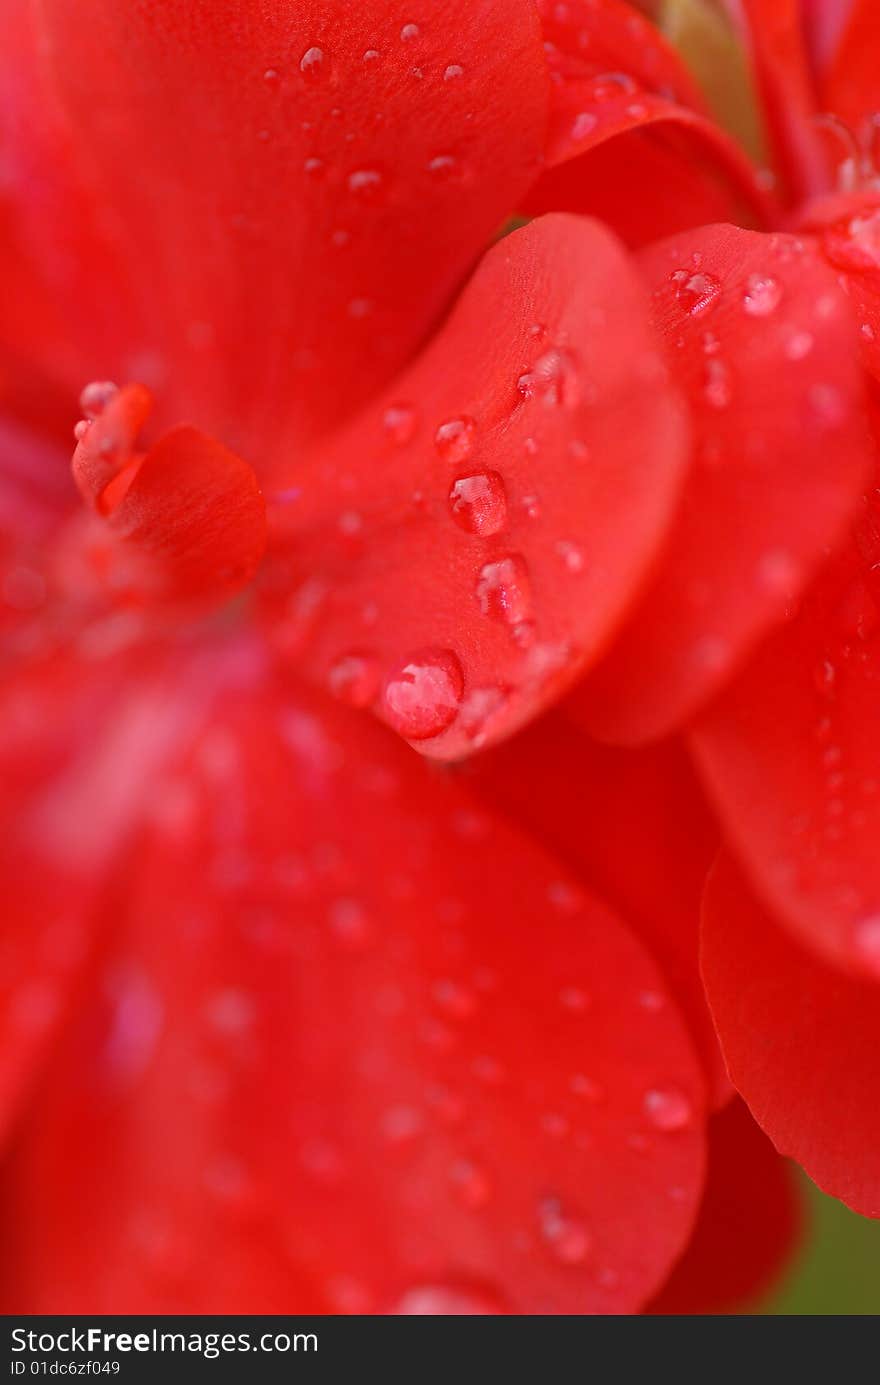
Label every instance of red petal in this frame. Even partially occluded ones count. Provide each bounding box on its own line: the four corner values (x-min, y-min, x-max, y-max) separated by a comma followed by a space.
571, 224, 873, 744
524, 0, 772, 241
72, 385, 266, 603
692, 490, 880, 981
732, 0, 831, 202
30, 0, 548, 469
702, 853, 880, 1217
648, 1098, 802, 1314
0, 672, 706, 1313
263, 213, 689, 758
820, 0, 880, 131
470, 717, 730, 1106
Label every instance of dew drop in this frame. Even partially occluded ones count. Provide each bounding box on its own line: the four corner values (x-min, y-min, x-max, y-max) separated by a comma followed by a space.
328, 653, 379, 708
742, 273, 782, 317
347, 168, 385, 198
400, 22, 420, 40
538, 1198, 592, 1265
516, 348, 580, 407
450, 1159, 491, 1209
571, 111, 598, 140
443, 64, 464, 80
556, 540, 586, 574
393, 1284, 506, 1315
475, 555, 532, 626
383, 649, 464, 740
671, 269, 721, 316
383, 403, 418, 445
434, 416, 477, 463
643, 1087, 693, 1132
79, 380, 118, 419
448, 472, 508, 536
853, 915, 880, 976
427, 154, 459, 179
299, 46, 326, 77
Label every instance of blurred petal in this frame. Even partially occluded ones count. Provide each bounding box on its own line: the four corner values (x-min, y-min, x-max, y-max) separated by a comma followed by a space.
572, 224, 873, 744
702, 854, 880, 1217
0, 671, 706, 1313
649, 1098, 802, 1314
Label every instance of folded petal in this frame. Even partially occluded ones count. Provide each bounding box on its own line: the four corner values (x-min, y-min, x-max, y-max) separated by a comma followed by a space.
71, 385, 266, 605
702, 853, 880, 1217
524, 0, 772, 242
648, 1097, 802, 1313
30, 0, 548, 468
469, 716, 729, 1106
692, 494, 880, 981
571, 224, 873, 744
0, 670, 706, 1314
264, 213, 689, 758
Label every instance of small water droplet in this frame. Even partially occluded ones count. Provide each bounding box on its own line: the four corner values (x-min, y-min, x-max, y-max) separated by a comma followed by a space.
448, 472, 508, 536
435, 415, 477, 462
671, 270, 721, 316
363, 48, 380, 63
392, 1284, 505, 1315
517, 348, 580, 407
555, 540, 585, 574
427, 153, 459, 179
383, 403, 418, 445
643, 1087, 693, 1132
475, 555, 532, 626
571, 111, 598, 140
400, 22, 420, 41
704, 358, 732, 409
79, 381, 118, 419
742, 273, 782, 317
347, 168, 385, 199
443, 63, 464, 80
538, 1197, 592, 1265
853, 915, 880, 976
450, 1159, 491, 1208
300, 46, 326, 77
328, 653, 379, 707
383, 649, 463, 740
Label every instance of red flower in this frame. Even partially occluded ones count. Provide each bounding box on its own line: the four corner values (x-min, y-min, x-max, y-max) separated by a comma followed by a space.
1, 0, 877, 1313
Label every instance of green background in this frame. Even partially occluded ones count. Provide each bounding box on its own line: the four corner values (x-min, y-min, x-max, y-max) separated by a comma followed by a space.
764, 1178, 880, 1314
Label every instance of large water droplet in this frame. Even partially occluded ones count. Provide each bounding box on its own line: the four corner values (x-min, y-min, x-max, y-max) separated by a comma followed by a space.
448, 472, 508, 536
383, 649, 463, 740
643, 1087, 693, 1132
475, 555, 532, 626
435, 416, 477, 463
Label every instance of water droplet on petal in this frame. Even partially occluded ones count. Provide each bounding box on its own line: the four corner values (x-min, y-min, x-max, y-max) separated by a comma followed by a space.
383, 649, 464, 740
517, 348, 580, 407
853, 915, 880, 976
448, 472, 508, 536
328, 653, 380, 707
348, 168, 385, 199
427, 154, 459, 179
538, 1197, 592, 1265
435, 416, 476, 462
400, 22, 420, 41
382, 403, 418, 445
671, 270, 721, 316
742, 273, 782, 317
450, 1159, 491, 1209
643, 1087, 693, 1132
79, 381, 119, 419
571, 111, 598, 140
476, 555, 532, 626
392, 1284, 506, 1315
300, 46, 326, 77
443, 63, 464, 80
